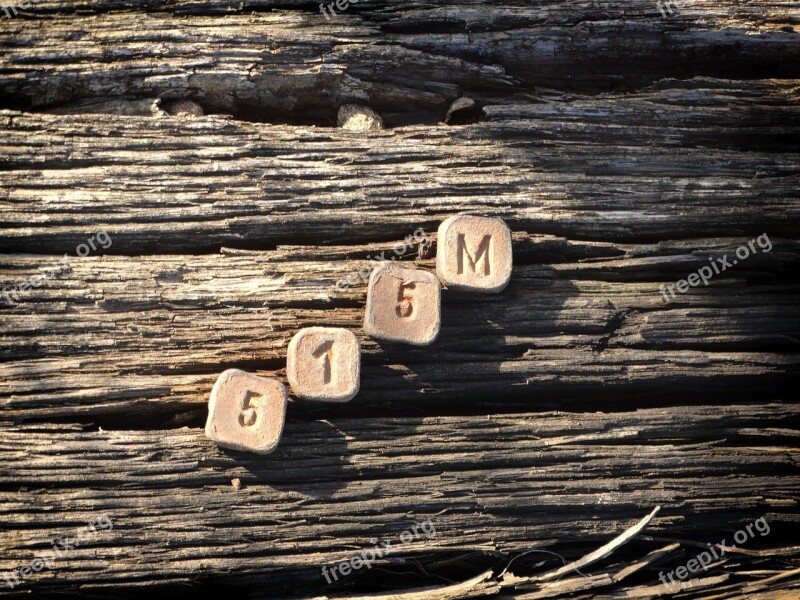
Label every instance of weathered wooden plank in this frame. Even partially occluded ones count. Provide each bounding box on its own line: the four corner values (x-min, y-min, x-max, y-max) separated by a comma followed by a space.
1, 2, 799, 597
0, 403, 797, 594
1, 235, 797, 423
1, 0, 798, 115
0, 78, 799, 253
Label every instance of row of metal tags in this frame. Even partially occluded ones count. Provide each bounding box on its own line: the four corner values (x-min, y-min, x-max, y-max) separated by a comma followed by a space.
206, 216, 513, 454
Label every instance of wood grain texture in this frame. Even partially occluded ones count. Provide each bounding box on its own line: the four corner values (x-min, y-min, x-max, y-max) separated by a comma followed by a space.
1, 234, 798, 424
1, 1, 798, 111
1, 78, 799, 253
1, 0, 799, 597
0, 404, 798, 595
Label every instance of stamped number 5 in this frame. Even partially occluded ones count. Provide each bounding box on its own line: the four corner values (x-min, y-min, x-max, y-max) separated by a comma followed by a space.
238, 390, 265, 427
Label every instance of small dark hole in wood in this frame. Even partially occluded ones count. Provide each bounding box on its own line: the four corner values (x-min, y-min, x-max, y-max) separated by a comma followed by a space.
444, 97, 485, 125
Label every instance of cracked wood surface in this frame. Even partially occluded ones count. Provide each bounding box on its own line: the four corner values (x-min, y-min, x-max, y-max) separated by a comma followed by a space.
0, 404, 798, 596
1, 78, 799, 253
1, 0, 799, 597
1, 235, 799, 424
1, 1, 798, 115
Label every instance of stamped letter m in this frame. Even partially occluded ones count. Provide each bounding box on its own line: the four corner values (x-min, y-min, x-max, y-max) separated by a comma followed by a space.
457, 234, 492, 276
